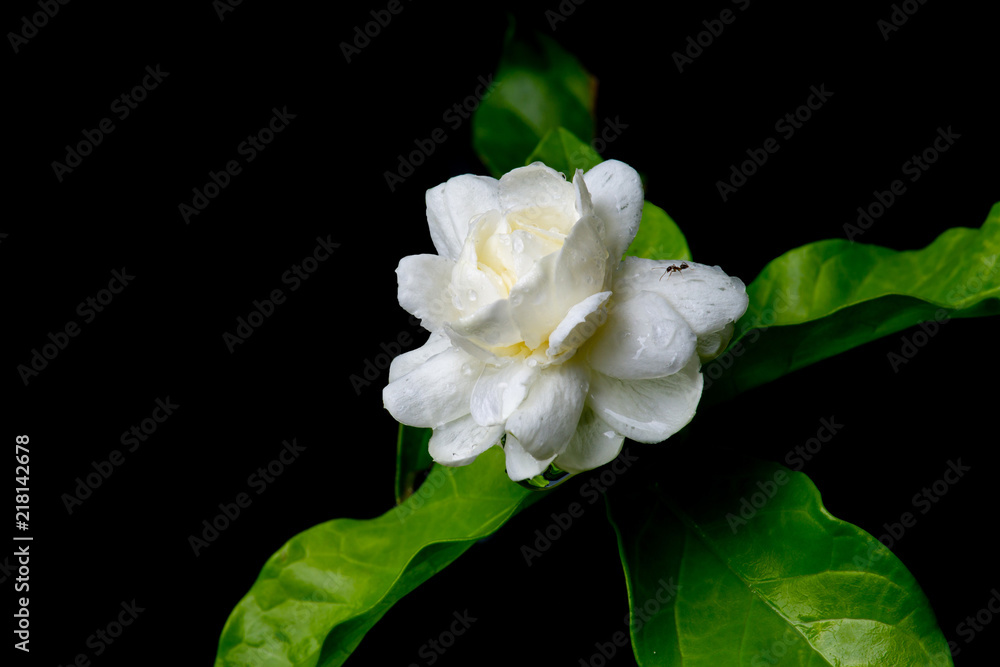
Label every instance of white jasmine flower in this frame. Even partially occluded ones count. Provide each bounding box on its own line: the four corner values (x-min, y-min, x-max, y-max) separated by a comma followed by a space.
383, 161, 748, 481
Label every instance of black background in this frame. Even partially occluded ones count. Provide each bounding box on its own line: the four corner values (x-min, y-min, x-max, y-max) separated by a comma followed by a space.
5, 1, 999, 665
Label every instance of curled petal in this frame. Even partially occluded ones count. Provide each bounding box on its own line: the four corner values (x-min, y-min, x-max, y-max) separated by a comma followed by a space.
509, 214, 608, 349
448, 297, 523, 354
546, 290, 612, 362
383, 347, 481, 428
613, 256, 749, 359
388, 331, 452, 383
396, 254, 459, 331
554, 407, 625, 474
469, 360, 538, 426
505, 362, 589, 461
583, 160, 644, 262
499, 163, 578, 236
587, 354, 703, 443
503, 432, 557, 482
585, 290, 697, 380
429, 415, 504, 467
426, 175, 501, 261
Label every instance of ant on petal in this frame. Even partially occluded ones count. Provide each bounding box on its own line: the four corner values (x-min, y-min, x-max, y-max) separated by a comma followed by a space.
658, 262, 689, 281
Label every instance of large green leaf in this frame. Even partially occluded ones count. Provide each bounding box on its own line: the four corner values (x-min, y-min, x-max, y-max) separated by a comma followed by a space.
473, 26, 595, 178
525, 126, 602, 174
215, 447, 534, 667
606, 456, 954, 666
704, 202, 1000, 404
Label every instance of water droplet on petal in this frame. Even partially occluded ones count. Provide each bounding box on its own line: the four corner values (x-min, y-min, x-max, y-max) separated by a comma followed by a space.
513, 237, 525, 253
461, 363, 474, 376
603, 430, 617, 439
526, 358, 538, 368
467, 289, 478, 302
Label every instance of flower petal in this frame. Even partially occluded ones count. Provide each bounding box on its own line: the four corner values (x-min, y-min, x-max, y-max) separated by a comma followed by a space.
585, 290, 697, 380
396, 254, 459, 331
547, 290, 612, 362
383, 347, 481, 428
583, 160, 644, 262
554, 407, 625, 474
426, 175, 501, 261
469, 360, 538, 426
509, 214, 608, 349
448, 297, 523, 353
503, 432, 557, 482
428, 415, 504, 467
613, 256, 749, 359
499, 163, 578, 236
388, 331, 452, 383
505, 362, 589, 460
586, 354, 703, 443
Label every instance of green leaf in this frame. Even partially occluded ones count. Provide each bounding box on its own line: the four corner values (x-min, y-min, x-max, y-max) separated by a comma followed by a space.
394, 424, 432, 505
625, 201, 693, 263
525, 126, 602, 175
704, 202, 1000, 404
606, 456, 954, 666
473, 25, 596, 178
215, 447, 535, 667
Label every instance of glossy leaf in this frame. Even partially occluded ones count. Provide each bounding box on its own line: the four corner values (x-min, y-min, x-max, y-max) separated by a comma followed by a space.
625, 201, 693, 263
607, 456, 954, 666
525, 126, 602, 175
473, 26, 595, 178
215, 447, 535, 667
703, 202, 1000, 404
394, 424, 432, 504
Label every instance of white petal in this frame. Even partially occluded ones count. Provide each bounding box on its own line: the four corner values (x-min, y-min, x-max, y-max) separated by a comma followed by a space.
428, 415, 504, 467
388, 331, 452, 383
452, 210, 508, 306
696, 321, 735, 362
396, 254, 459, 331
509, 214, 608, 349
613, 256, 749, 355
573, 168, 594, 218
554, 407, 625, 474
505, 362, 589, 460
499, 163, 578, 236
586, 290, 697, 380
583, 160, 644, 262
426, 175, 501, 261
447, 297, 523, 354
383, 347, 481, 428
503, 432, 557, 482
587, 355, 703, 443
547, 291, 612, 361
469, 360, 538, 426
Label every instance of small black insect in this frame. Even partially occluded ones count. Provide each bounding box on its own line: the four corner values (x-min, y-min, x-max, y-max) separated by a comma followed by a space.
658, 262, 690, 281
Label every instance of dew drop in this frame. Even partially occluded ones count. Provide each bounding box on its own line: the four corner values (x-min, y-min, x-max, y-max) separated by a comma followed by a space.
513, 237, 525, 253
467, 289, 478, 302
461, 363, 474, 376
526, 358, 538, 368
